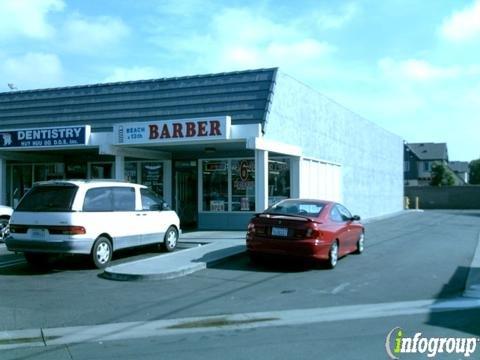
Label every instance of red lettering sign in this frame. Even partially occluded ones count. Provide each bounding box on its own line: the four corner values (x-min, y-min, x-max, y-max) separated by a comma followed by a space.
198, 121, 207, 136
186, 122, 196, 137
210, 120, 222, 136
149, 124, 159, 139
160, 124, 171, 138
172, 123, 183, 138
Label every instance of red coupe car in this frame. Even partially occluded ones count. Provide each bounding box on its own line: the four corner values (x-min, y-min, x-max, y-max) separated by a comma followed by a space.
246, 199, 364, 268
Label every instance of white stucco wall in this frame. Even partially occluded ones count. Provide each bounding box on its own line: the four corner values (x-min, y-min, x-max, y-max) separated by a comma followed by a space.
265, 71, 404, 219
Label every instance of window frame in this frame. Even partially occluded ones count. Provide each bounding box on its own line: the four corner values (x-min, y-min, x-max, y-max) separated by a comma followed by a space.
199, 157, 292, 213
140, 187, 164, 211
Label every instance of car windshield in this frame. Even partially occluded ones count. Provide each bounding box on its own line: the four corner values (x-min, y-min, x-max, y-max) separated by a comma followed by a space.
265, 200, 325, 217
16, 185, 78, 212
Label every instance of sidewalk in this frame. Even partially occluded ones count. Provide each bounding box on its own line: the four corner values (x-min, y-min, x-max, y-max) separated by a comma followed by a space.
102, 231, 246, 281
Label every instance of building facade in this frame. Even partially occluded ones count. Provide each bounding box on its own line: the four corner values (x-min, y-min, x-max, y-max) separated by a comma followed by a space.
0, 68, 403, 230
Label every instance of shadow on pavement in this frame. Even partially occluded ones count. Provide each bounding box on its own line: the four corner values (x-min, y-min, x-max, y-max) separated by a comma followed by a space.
206, 251, 323, 273
426, 266, 480, 336
0, 244, 185, 276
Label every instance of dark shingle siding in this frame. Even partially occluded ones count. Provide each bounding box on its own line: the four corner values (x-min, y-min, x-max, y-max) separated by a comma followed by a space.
0, 68, 277, 131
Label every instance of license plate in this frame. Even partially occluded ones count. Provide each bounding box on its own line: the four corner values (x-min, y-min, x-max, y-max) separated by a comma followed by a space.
30, 228, 47, 240
272, 227, 288, 237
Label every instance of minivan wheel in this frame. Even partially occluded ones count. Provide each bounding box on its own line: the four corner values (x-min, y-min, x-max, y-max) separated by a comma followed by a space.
91, 236, 112, 269
0, 217, 9, 242
162, 226, 178, 252
24, 252, 50, 268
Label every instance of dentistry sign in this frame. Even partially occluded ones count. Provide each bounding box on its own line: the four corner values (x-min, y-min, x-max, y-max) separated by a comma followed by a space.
114, 116, 231, 145
0, 125, 90, 148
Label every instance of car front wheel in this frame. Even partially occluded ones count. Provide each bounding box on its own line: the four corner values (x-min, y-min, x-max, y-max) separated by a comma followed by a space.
354, 232, 365, 254
162, 226, 178, 252
91, 236, 112, 269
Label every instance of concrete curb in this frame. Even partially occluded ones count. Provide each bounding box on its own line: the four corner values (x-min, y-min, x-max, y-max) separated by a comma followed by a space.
101, 243, 245, 281
463, 233, 480, 299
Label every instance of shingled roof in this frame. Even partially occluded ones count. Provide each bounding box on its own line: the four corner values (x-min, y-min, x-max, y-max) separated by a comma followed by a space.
449, 161, 469, 173
0, 68, 278, 132
406, 142, 449, 161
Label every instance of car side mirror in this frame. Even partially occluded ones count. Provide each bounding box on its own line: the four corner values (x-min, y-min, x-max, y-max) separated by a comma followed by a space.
150, 201, 170, 211
162, 202, 170, 210
351, 215, 361, 221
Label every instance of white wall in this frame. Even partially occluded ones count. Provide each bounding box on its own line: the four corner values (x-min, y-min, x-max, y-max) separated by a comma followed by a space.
299, 158, 342, 202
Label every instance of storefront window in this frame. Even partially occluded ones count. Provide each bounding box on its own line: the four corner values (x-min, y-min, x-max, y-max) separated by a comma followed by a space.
231, 159, 255, 211
66, 163, 87, 179
11, 165, 33, 207
124, 162, 138, 183
90, 163, 113, 179
141, 162, 163, 197
202, 160, 228, 211
268, 158, 290, 206
34, 164, 65, 182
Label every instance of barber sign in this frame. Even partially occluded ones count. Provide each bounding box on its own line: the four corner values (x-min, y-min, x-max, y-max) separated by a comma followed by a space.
0, 126, 90, 148
114, 116, 231, 145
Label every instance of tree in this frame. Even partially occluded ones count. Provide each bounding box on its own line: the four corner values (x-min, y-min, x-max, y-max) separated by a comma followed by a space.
430, 162, 455, 186
469, 159, 480, 184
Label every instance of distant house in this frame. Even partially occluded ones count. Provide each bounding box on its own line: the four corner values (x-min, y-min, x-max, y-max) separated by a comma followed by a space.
404, 142, 467, 186
404, 142, 449, 186
449, 161, 469, 184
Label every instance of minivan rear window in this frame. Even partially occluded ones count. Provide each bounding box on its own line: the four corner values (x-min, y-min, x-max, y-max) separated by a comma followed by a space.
16, 185, 78, 212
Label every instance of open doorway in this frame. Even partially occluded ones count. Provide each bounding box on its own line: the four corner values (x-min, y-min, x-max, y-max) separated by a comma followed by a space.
174, 160, 197, 229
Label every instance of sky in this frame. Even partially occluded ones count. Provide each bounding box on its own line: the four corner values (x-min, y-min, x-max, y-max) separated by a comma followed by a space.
0, 0, 479, 162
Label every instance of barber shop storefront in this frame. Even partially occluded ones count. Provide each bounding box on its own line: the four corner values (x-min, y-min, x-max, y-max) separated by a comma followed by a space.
0, 68, 403, 229
0, 116, 295, 230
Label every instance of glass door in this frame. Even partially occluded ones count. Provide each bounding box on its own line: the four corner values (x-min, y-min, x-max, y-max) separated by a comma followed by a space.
89, 162, 114, 179
11, 165, 33, 207
174, 161, 197, 229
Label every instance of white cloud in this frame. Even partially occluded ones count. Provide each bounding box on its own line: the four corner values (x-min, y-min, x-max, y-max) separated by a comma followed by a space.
440, 0, 480, 42
150, 7, 335, 75
0, 0, 64, 40
1, 52, 63, 89
103, 66, 162, 83
315, 3, 358, 30
379, 58, 460, 81
267, 39, 333, 61
63, 14, 130, 54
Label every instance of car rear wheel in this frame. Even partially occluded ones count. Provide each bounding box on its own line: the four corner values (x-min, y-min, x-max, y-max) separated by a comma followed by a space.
327, 241, 339, 269
354, 232, 365, 254
162, 226, 178, 252
24, 252, 50, 268
91, 236, 112, 269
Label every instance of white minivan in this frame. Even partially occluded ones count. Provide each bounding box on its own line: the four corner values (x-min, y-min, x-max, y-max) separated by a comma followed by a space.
6, 180, 180, 269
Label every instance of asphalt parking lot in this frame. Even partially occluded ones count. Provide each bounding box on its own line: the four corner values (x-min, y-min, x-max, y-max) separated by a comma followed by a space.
0, 210, 479, 359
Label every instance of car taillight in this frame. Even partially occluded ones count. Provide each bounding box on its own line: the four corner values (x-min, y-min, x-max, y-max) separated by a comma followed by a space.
48, 226, 86, 235
305, 224, 322, 239
247, 223, 255, 233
